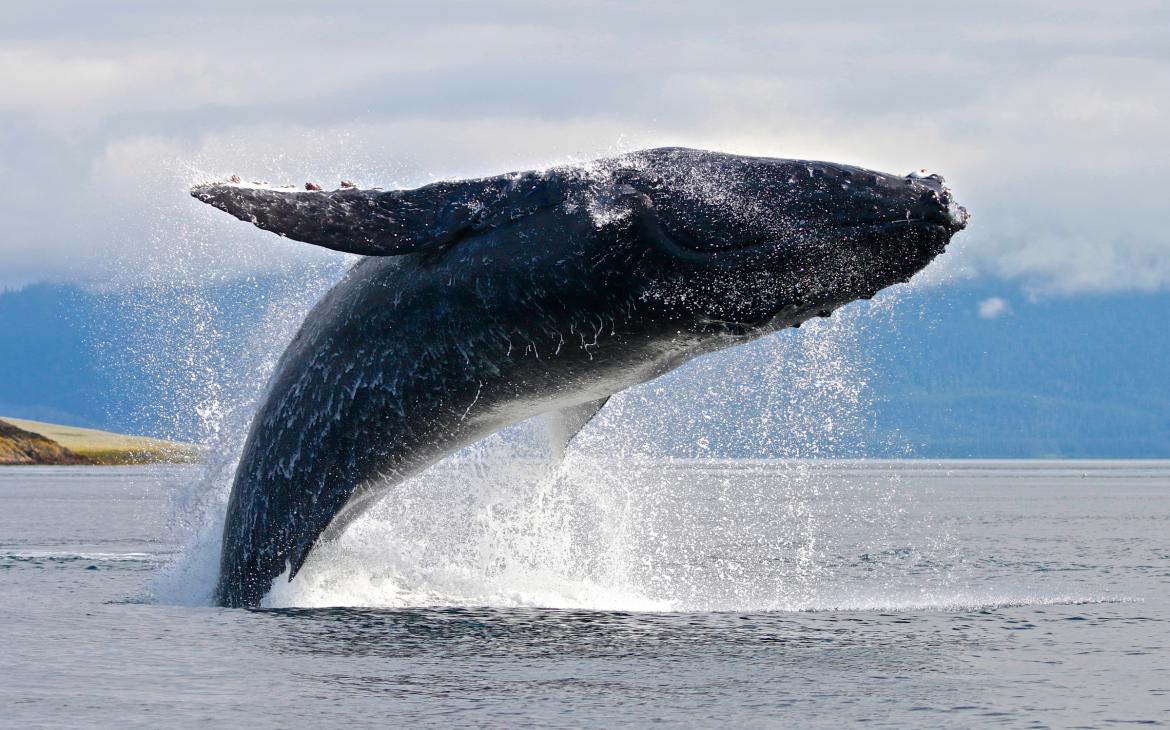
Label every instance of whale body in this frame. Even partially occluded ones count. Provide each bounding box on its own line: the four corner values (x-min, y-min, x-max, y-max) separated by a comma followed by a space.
192, 147, 968, 607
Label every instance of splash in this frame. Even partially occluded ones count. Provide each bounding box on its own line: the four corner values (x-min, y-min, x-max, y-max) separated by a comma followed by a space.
253, 300, 957, 612
260, 454, 927, 611
144, 279, 1106, 612
147, 268, 344, 605
136, 144, 969, 612
145, 282, 925, 610
107, 147, 365, 605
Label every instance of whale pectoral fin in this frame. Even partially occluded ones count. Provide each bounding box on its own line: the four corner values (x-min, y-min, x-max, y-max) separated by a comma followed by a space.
286, 537, 316, 583
190, 180, 491, 256
543, 397, 609, 457
191, 170, 578, 257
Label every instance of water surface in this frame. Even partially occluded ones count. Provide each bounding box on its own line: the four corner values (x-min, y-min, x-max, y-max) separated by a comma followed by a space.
1, 461, 1167, 727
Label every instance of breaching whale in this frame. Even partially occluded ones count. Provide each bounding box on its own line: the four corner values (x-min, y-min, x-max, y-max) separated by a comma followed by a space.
192, 147, 968, 607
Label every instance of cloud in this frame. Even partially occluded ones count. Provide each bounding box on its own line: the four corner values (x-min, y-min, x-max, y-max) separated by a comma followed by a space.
0, 2, 1168, 295
977, 297, 1012, 319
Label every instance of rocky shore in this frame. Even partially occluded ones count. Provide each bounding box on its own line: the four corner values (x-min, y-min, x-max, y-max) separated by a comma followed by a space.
0, 419, 94, 465
0, 417, 197, 465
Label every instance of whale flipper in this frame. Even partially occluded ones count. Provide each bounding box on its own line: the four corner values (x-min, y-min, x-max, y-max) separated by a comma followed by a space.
543, 397, 609, 457
190, 181, 484, 255
192, 171, 576, 256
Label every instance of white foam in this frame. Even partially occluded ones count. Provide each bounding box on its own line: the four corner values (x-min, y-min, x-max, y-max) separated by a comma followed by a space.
262, 427, 672, 611
3, 551, 161, 563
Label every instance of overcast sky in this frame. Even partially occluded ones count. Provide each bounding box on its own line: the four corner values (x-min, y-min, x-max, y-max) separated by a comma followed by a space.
2, 1, 1168, 295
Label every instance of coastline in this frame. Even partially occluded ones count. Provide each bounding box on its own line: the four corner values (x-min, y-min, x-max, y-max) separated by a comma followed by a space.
0, 417, 198, 466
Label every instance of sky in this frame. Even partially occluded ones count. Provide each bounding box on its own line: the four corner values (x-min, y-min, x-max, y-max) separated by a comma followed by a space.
1, 1, 1169, 297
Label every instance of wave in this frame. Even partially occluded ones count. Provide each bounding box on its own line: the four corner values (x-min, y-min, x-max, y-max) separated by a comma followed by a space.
3, 550, 163, 566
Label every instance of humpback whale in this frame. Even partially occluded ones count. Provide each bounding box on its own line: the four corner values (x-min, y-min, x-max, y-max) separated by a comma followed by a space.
192, 147, 968, 607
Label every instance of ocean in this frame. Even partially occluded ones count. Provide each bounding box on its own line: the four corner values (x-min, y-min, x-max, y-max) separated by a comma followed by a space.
1, 460, 1167, 728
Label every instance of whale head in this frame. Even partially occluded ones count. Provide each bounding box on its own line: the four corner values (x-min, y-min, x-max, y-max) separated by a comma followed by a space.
605, 147, 968, 338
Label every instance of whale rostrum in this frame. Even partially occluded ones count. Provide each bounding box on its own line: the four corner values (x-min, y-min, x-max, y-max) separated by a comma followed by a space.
192, 147, 968, 607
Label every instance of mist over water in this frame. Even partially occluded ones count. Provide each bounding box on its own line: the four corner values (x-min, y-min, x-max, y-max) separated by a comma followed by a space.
140, 265, 342, 605
130, 210, 351, 605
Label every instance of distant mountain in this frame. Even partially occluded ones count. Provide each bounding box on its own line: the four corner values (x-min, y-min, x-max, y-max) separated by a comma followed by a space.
0, 283, 118, 430
861, 287, 1170, 457
0, 280, 271, 439
2, 277, 1168, 457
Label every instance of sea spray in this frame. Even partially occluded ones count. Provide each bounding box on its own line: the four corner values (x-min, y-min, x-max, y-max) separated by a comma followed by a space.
257, 296, 951, 611
108, 146, 375, 604
263, 418, 665, 610
147, 267, 347, 605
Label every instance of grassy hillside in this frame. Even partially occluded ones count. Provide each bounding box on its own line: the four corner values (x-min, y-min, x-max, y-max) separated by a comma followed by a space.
0, 417, 199, 465
0, 419, 94, 465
